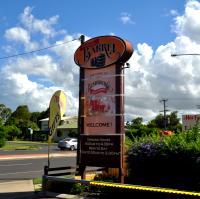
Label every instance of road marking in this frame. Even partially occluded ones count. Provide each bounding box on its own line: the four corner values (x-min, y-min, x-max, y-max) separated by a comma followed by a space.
0, 170, 43, 176
0, 163, 32, 167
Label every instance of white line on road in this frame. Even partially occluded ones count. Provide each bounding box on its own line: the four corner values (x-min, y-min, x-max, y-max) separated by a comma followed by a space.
0, 163, 32, 167
0, 170, 43, 176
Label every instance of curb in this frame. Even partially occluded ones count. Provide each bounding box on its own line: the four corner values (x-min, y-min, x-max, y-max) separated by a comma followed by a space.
42, 191, 99, 199
0, 153, 76, 160
45, 191, 84, 198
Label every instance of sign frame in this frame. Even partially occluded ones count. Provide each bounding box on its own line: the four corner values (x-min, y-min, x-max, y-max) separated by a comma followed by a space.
74, 35, 133, 183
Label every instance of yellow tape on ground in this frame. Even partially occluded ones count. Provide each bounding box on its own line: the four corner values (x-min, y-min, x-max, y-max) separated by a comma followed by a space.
90, 182, 200, 196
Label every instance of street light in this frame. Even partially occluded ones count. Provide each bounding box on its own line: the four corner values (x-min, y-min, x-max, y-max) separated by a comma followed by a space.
171, 52, 200, 127
171, 53, 200, 57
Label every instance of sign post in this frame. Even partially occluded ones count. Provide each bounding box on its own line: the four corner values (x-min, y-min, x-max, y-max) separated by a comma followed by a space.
74, 35, 133, 183
28, 128, 33, 141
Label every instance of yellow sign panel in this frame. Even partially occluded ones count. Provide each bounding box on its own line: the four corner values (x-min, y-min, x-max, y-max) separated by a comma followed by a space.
48, 90, 66, 140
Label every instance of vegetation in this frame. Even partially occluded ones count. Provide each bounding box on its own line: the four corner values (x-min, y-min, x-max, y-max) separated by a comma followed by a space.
126, 127, 200, 191
0, 141, 42, 150
0, 103, 50, 147
1, 102, 200, 192
125, 111, 182, 149
123, 112, 200, 191
0, 126, 6, 147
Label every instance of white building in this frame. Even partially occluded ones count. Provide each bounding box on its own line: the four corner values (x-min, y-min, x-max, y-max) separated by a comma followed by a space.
40, 116, 78, 141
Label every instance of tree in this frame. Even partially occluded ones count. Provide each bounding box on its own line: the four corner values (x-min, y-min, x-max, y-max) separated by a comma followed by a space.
125, 117, 143, 129
30, 112, 41, 125
4, 125, 21, 140
168, 111, 180, 126
6, 105, 38, 140
148, 111, 181, 133
168, 111, 182, 132
0, 125, 6, 147
131, 117, 143, 127
38, 107, 49, 120
125, 117, 158, 140
0, 104, 12, 124
11, 105, 31, 121
37, 107, 50, 128
148, 114, 164, 128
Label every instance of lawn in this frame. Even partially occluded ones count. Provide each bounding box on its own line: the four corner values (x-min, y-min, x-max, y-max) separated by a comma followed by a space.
0, 140, 46, 150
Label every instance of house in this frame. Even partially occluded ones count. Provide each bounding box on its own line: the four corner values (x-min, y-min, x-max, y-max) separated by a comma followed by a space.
39, 116, 78, 141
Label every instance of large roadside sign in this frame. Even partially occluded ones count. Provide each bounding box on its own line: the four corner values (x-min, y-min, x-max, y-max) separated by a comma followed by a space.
74, 35, 133, 180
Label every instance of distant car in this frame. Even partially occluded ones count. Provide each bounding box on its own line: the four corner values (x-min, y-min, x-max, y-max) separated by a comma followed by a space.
58, 138, 78, 150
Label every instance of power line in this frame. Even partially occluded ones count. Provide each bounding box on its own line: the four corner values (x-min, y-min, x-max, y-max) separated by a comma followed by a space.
0, 38, 79, 60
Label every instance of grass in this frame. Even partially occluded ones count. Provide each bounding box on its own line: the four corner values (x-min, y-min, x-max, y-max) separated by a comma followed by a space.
33, 177, 42, 185
0, 145, 39, 150
0, 140, 45, 150
33, 177, 42, 192
7, 140, 48, 145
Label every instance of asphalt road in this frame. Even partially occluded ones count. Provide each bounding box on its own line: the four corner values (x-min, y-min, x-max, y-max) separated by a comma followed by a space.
0, 156, 76, 181
0, 143, 77, 182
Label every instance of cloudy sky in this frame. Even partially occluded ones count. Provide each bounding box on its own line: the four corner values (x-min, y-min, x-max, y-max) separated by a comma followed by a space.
0, 0, 200, 122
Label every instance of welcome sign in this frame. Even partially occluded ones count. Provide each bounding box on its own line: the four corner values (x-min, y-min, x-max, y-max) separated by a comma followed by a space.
74, 36, 133, 170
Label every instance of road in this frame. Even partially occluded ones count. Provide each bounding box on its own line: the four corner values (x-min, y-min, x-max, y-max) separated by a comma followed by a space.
0, 144, 77, 182
0, 156, 76, 181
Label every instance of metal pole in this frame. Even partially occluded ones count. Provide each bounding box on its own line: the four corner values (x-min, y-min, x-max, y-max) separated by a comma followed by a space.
47, 139, 50, 168
163, 100, 167, 130
160, 99, 169, 130
76, 35, 85, 177
171, 53, 200, 57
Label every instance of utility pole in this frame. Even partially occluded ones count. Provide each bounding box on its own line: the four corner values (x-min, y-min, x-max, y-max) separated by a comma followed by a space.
160, 99, 169, 130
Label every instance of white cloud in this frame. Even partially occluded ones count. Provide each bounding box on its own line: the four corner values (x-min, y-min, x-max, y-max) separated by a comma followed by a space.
2, 1, 200, 123
1, 31, 81, 116
20, 6, 64, 38
173, 0, 200, 42
0, 69, 78, 115
4, 26, 39, 52
5, 27, 30, 44
120, 12, 134, 25
170, 9, 179, 16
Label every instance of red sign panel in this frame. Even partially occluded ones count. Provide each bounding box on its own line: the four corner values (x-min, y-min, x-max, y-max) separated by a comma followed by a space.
83, 66, 116, 135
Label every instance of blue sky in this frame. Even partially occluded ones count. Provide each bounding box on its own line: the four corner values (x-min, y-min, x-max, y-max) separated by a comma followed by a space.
0, 0, 184, 51
0, 0, 200, 122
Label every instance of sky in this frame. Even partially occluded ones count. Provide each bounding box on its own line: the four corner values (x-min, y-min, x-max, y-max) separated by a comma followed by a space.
0, 0, 200, 123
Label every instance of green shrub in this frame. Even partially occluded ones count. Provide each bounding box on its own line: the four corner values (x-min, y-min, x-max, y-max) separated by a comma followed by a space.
70, 183, 85, 194
4, 125, 21, 140
125, 136, 134, 151
127, 130, 200, 191
0, 126, 6, 147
